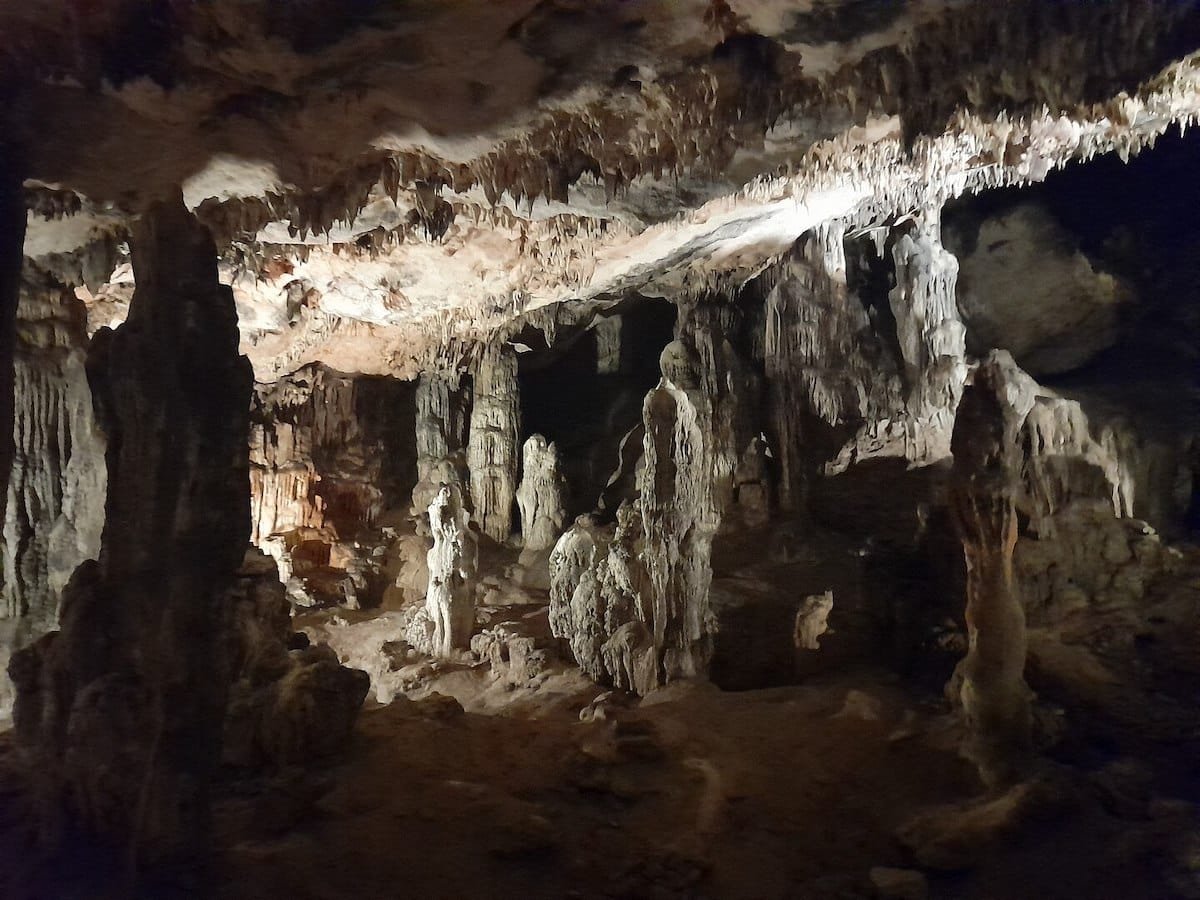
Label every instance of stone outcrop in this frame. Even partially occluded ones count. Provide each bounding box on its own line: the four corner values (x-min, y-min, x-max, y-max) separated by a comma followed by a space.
948, 351, 1034, 786
222, 549, 369, 767
0, 277, 106, 719
9, 194, 255, 867
0, 144, 23, 513
468, 344, 520, 543
517, 433, 566, 552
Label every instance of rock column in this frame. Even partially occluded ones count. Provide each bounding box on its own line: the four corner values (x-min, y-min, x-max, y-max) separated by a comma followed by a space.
468, 344, 520, 542
949, 351, 1034, 786
0, 143, 25, 513
412, 370, 467, 514
10, 193, 254, 869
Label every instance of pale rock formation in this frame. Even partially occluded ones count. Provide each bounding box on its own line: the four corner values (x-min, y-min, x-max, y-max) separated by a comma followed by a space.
888, 206, 967, 465
409, 484, 477, 657
794, 592, 835, 651
412, 371, 468, 515
948, 351, 1034, 786
468, 344, 520, 542
549, 333, 727, 695
951, 203, 1132, 376
516, 433, 566, 552
0, 277, 105, 719
10, 194, 255, 866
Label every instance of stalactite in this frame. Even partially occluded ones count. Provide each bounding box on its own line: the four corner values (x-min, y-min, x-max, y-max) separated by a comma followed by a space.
948, 351, 1034, 787
9, 193, 255, 869
0, 277, 106, 719
888, 205, 968, 464
468, 344, 520, 542
516, 434, 566, 552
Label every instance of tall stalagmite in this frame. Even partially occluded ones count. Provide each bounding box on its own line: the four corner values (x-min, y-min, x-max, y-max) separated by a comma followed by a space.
0, 277, 106, 718
949, 351, 1034, 786
419, 483, 477, 656
9, 194, 254, 869
468, 344, 520, 542
516, 434, 565, 552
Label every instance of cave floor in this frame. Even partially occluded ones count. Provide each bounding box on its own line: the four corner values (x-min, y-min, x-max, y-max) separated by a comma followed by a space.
209, 664, 1198, 900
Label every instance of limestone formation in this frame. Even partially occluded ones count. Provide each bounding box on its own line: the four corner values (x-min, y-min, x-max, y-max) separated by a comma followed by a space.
410, 483, 477, 657
888, 206, 967, 465
9, 194, 255, 867
468, 344, 520, 543
594, 315, 623, 375
517, 434, 566, 552
0, 277, 105, 718
412, 371, 468, 515
948, 351, 1034, 786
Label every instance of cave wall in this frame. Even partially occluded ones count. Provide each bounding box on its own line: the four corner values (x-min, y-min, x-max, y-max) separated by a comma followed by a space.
0, 275, 105, 718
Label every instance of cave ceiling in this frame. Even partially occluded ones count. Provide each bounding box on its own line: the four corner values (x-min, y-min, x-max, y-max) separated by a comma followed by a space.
7, 0, 1200, 380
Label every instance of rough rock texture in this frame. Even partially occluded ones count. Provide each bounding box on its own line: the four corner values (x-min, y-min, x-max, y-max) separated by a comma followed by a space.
760, 212, 964, 498
550, 331, 731, 695
0, 144, 22, 514
223, 550, 369, 768
409, 484, 477, 657
468, 344, 520, 543
948, 351, 1034, 786
950, 203, 1132, 376
250, 365, 417, 545
8, 195, 253, 867
0, 277, 105, 719
888, 207, 967, 464
516, 434, 565, 552
412, 371, 468, 516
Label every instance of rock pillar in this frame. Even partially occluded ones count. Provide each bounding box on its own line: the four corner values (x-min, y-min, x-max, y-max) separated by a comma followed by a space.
949, 351, 1034, 786
516, 434, 565, 552
9, 193, 254, 870
468, 344, 520, 542
422, 483, 477, 656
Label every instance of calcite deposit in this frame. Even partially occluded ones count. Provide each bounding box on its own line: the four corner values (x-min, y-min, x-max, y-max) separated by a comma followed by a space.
1, 2, 1199, 898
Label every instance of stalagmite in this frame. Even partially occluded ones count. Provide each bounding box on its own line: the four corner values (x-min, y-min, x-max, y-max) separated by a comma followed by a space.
9, 193, 255, 868
0, 276, 106, 719
468, 344, 520, 542
410, 483, 477, 656
549, 336, 722, 695
516, 433, 566, 551
948, 351, 1034, 787
638, 342, 719, 684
